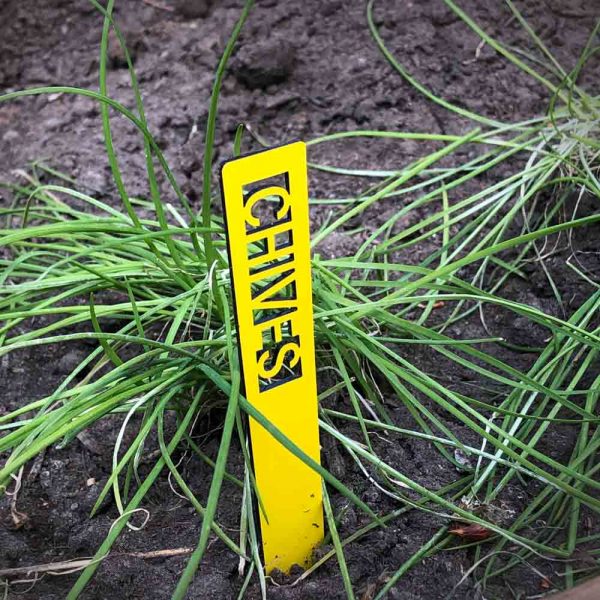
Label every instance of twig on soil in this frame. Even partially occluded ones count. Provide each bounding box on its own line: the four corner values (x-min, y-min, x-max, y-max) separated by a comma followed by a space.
0, 547, 195, 579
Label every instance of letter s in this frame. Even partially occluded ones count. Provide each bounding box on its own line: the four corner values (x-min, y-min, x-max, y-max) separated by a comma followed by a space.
257, 342, 300, 380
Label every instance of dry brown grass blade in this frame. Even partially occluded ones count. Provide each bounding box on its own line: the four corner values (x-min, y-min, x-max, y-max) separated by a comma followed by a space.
0, 547, 194, 579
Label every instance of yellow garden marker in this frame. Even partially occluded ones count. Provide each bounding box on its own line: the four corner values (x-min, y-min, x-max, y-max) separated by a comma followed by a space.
220, 141, 324, 573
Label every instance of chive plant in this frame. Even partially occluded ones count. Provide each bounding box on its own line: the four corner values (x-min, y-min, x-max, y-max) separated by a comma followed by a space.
1, 0, 599, 598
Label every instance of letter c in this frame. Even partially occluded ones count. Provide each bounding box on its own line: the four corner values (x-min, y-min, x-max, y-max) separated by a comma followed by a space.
245, 186, 291, 228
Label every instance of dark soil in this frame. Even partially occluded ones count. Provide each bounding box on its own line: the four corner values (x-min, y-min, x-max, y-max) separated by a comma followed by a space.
1, 1, 599, 599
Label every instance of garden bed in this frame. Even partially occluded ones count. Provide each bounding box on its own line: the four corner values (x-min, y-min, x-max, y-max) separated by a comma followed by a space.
1, 1, 599, 599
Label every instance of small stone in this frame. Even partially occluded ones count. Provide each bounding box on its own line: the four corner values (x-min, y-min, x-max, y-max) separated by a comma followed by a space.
107, 28, 146, 70
454, 448, 474, 472
301, 581, 320, 595
45, 117, 65, 131
364, 487, 380, 504
428, 4, 457, 26
2, 129, 20, 143
174, 0, 212, 18
321, 0, 342, 17
108, 29, 127, 69
40, 469, 51, 489
231, 38, 296, 89
55, 348, 87, 374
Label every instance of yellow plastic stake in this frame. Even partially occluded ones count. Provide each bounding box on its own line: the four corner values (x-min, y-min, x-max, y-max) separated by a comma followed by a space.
220, 141, 324, 573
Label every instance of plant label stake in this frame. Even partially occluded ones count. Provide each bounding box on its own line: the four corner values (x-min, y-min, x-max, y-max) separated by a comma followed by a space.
220, 141, 324, 573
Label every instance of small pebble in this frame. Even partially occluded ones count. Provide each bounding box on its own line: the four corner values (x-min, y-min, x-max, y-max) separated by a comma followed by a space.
174, 0, 212, 19
231, 38, 296, 89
